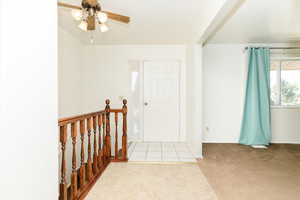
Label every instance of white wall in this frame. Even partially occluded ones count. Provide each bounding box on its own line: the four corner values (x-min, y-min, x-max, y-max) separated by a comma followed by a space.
81, 45, 187, 110
186, 44, 203, 157
272, 108, 300, 143
203, 44, 300, 143
58, 27, 83, 118
81, 45, 187, 139
57, 44, 203, 157
0, 0, 58, 199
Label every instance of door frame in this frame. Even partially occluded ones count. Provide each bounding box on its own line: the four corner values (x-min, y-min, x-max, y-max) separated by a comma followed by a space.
140, 59, 186, 142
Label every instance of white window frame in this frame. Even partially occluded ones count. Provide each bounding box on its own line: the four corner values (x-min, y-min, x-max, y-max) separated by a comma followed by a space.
271, 57, 300, 109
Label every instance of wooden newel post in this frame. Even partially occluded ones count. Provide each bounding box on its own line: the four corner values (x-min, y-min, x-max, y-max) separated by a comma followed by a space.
122, 99, 128, 160
105, 99, 111, 158
59, 125, 67, 200
71, 123, 78, 200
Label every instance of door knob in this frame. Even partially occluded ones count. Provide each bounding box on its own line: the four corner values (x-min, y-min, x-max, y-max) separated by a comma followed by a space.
144, 102, 148, 106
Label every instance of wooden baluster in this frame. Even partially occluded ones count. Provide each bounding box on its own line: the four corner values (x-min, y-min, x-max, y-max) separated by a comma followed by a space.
114, 112, 118, 160
92, 115, 98, 174
71, 123, 78, 199
97, 114, 102, 169
87, 117, 93, 180
79, 120, 86, 187
102, 113, 106, 162
105, 99, 111, 158
122, 99, 128, 160
59, 125, 67, 200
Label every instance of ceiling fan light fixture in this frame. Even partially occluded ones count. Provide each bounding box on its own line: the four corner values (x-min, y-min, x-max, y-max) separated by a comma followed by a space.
99, 23, 109, 32
58, 1, 130, 34
97, 11, 108, 23
71, 9, 82, 21
78, 21, 88, 31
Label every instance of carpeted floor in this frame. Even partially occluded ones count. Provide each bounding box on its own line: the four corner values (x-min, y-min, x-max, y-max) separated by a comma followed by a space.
198, 143, 300, 200
86, 162, 217, 200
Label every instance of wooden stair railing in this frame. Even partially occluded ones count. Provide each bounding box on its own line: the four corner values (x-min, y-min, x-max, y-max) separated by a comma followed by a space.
58, 99, 128, 200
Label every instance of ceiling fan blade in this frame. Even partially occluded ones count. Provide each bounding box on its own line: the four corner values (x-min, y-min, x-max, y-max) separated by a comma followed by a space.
103, 11, 130, 23
87, 16, 96, 31
57, 2, 82, 10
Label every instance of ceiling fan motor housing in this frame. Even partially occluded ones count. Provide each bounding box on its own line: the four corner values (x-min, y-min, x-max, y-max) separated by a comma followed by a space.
82, 0, 101, 12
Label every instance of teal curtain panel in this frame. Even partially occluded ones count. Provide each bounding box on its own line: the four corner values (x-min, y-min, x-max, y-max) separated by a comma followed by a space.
239, 47, 271, 145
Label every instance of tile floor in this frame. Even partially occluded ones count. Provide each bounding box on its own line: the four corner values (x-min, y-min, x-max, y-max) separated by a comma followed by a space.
128, 142, 196, 162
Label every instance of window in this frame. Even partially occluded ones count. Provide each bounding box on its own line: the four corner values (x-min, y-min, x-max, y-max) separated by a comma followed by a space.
270, 60, 300, 106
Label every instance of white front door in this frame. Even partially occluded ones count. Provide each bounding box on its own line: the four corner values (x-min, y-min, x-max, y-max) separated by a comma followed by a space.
143, 61, 180, 142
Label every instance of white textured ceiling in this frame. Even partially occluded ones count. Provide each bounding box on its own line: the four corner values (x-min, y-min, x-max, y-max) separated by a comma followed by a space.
209, 0, 300, 43
58, 0, 226, 44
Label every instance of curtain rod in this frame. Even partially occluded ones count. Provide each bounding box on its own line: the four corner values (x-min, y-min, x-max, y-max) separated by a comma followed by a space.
244, 47, 300, 50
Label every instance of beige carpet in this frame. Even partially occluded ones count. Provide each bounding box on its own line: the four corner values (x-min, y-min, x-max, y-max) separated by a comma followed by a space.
86, 162, 217, 200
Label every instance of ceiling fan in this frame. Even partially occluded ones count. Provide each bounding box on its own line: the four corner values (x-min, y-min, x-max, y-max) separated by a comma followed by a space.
58, 0, 130, 32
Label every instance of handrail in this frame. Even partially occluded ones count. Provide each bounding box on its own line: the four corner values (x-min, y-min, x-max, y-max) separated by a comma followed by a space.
109, 109, 123, 113
58, 99, 128, 200
58, 110, 124, 126
58, 110, 105, 126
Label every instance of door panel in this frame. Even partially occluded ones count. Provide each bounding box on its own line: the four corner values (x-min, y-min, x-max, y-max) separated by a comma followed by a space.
143, 61, 180, 142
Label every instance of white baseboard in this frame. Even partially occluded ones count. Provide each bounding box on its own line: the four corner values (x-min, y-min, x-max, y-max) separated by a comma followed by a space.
203, 139, 300, 144
202, 140, 239, 143
271, 140, 300, 144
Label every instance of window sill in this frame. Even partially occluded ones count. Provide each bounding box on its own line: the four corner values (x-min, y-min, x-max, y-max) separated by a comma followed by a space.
271, 106, 300, 109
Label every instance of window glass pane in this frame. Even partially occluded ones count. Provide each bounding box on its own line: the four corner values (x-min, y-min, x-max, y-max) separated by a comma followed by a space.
270, 60, 280, 105
281, 61, 300, 106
